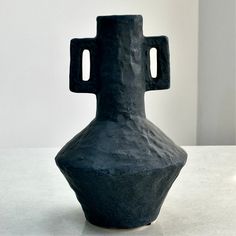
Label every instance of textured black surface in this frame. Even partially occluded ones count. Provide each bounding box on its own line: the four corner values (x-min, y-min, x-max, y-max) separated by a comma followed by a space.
55, 15, 187, 229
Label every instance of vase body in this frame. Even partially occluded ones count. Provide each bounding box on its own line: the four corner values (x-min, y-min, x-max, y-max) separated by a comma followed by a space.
55, 15, 187, 229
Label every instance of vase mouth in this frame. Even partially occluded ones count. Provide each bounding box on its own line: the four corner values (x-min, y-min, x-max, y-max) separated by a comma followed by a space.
96, 15, 143, 37
96, 15, 143, 25
96, 14, 143, 21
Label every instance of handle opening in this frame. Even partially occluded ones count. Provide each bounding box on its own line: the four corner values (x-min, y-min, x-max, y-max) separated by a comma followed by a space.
82, 49, 91, 81
150, 47, 158, 79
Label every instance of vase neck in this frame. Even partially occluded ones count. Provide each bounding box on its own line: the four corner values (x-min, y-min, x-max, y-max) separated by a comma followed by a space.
95, 15, 146, 120
95, 91, 146, 120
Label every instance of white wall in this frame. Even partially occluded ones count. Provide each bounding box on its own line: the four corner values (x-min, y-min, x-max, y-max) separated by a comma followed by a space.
0, 0, 199, 148
197, 0, 236, 145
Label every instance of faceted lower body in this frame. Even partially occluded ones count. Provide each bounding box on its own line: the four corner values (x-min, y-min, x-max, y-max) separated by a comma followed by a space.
55, 118, 187, 228
56, 162, 184, 228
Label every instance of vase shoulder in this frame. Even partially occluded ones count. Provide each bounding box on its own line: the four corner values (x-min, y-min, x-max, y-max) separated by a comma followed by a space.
55, 117, 187, 174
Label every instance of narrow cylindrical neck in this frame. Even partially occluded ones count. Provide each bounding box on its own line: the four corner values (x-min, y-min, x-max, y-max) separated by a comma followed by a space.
96, 91, 146, 120
95, 15, 146, 120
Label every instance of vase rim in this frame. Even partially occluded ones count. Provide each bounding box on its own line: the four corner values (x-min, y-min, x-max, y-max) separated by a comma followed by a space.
96, 14, 143, 21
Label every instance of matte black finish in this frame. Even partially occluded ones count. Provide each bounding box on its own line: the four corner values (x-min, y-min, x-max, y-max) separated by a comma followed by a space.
55, 15, 187, 229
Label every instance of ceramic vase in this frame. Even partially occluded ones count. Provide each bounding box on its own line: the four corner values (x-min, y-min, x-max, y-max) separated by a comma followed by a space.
55, 15, 187, 229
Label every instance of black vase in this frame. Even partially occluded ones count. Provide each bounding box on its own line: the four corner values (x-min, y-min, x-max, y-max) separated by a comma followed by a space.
55, 15, 187, 229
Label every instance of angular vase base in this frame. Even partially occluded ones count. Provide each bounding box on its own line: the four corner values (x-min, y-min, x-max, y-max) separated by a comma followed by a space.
55, 117, 187, 229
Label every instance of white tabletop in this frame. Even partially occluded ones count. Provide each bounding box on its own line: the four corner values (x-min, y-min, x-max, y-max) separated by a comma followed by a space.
0, 146, 236, 236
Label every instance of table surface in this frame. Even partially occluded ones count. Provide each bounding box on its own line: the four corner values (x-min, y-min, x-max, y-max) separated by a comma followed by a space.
0, 146, 236, 236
